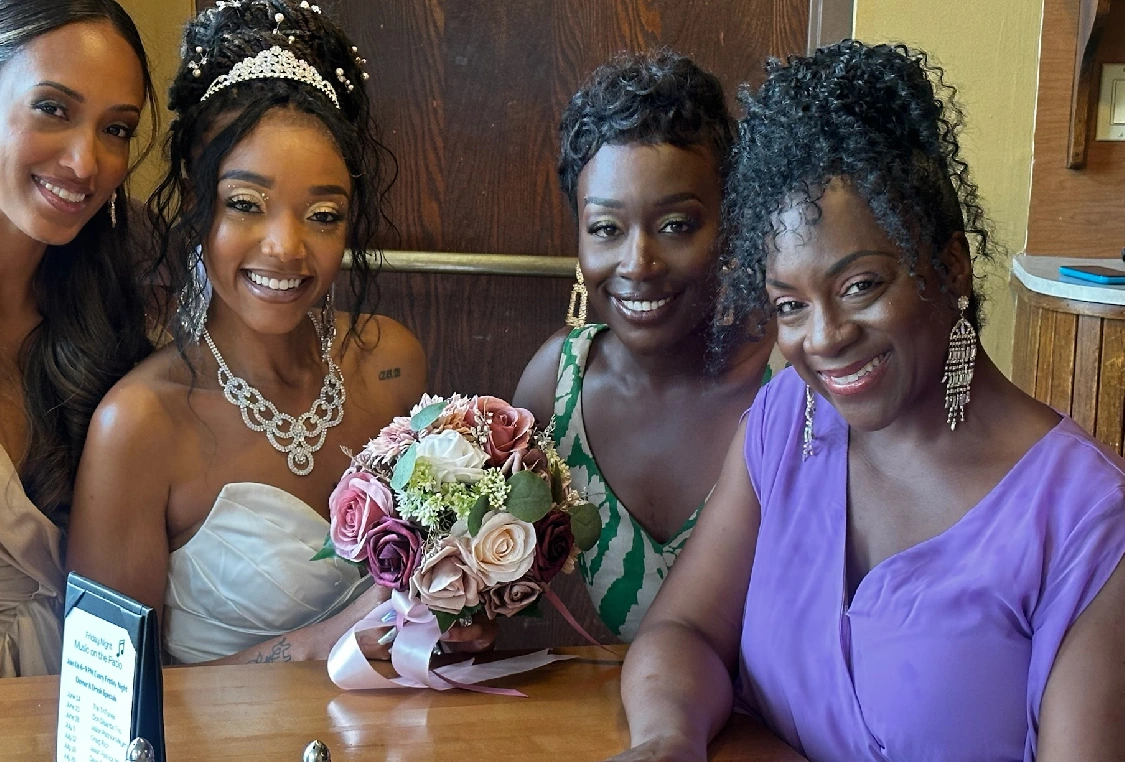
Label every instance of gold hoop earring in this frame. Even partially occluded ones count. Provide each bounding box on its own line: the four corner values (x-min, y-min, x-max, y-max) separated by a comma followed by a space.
942, 295, 977, 431
565, 263, 588, 328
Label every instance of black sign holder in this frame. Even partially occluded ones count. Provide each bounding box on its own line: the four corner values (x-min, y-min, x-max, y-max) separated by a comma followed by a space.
62, 573, 165, 761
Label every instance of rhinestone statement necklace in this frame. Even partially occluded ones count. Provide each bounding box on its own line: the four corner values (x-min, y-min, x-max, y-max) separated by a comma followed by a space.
202, 316, 345, 476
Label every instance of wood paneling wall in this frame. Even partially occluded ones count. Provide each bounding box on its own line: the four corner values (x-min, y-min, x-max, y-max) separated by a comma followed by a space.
1011, 280, 1125, 456
1026, 0, 1125, 259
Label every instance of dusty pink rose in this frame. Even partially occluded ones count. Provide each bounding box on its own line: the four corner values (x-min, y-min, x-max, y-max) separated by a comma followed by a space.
365, 517, 424, 591
329, 469, 394, 561
409, 538, 484, 614
532, 510, 575, 584
470, 396, 535, 466
484, 577, 543, 619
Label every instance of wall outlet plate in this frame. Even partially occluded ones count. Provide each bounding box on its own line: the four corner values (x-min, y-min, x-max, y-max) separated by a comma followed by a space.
1095, 63, 1125, 141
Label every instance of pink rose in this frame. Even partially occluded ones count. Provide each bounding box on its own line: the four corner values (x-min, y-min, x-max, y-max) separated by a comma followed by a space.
409, 538, 485, 614
532, 510, 574, 584
329, 470, 394, 561
470, 396, 535, 467
484, 577, 543, 619
365, 517, 424, 592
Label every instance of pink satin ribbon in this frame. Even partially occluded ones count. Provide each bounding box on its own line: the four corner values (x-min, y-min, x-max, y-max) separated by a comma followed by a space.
327, 589, 574, 696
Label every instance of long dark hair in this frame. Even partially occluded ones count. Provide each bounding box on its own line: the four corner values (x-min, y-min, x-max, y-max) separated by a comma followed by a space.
0, 0, 157, 527
148, 0, 394, 354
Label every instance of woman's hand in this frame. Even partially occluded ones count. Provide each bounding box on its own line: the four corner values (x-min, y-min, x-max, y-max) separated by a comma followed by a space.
323, 583, 394, 661
440, 612, 499, 654
601, 735, 706, 762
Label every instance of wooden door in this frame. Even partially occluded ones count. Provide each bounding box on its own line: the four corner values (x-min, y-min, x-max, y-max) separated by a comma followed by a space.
197, 0, 811, 398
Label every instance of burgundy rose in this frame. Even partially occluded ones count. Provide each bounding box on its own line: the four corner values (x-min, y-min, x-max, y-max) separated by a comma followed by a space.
470, 396, 535, 466
483, 577, 543, 619
532, 510, 574, 584
365, 516, 424, 591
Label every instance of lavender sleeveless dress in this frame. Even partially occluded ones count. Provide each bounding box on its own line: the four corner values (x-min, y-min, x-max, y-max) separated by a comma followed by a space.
738, 368, 1125, 761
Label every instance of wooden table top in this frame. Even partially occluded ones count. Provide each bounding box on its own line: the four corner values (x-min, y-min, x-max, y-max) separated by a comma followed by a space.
0, 646, 805, 761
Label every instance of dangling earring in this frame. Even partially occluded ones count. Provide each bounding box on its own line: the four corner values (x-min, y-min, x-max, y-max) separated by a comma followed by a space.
178, 247, 211, 344
108, 190, 118, 228
802, 386, 816, 461
316, 284, 337, 359
565, 263, 588, 328
942, 295, 977, 431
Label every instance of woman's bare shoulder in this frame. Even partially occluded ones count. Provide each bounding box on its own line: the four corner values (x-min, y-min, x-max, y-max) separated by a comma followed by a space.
87, 346, 198, 454
341, 313, 427, 413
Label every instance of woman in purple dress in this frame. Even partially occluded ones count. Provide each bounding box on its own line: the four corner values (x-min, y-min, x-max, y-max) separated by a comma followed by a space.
610, 41, 1125, 761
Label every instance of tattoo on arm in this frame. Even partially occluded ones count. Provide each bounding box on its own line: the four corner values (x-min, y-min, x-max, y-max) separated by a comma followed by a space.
378, 367, 401, 381
248, 637, 292, 663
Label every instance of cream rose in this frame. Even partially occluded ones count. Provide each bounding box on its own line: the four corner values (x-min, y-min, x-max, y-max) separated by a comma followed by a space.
468, 511, 536, 586
415, 430, 487, 484
409, 538, 484, 614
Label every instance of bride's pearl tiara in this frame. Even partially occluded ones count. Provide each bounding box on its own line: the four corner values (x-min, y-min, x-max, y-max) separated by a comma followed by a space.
201, 45, 340, 109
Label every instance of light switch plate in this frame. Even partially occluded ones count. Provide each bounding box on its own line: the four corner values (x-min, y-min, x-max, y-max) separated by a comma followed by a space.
1095, 63, 1125, 141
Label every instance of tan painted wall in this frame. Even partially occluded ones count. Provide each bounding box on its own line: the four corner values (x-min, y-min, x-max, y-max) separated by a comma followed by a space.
853, 0, 1044, 377
118, 0, 195, 198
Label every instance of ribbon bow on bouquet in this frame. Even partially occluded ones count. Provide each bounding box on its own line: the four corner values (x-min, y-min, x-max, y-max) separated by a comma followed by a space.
327, 589, 572, 697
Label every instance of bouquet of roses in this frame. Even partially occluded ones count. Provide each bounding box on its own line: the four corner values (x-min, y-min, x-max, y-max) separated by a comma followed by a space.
316, 393, 601, 639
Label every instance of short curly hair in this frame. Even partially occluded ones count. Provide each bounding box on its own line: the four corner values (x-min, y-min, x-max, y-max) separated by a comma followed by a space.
718, 40, 995, 349
557, 49, 735, 213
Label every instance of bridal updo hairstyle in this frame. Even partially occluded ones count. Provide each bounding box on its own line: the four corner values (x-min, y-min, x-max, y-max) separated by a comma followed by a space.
0, 0, 156, 525
556, 49, 735, 215
148, 0, 391, 351
718, 40, 995, 347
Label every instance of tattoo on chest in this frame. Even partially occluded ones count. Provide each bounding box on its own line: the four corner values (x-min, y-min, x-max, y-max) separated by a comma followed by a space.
378, 367, 401, 381
248, 637, 292, 663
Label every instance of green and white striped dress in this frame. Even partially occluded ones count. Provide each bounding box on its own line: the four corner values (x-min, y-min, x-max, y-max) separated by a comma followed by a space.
552, 324, 700, 641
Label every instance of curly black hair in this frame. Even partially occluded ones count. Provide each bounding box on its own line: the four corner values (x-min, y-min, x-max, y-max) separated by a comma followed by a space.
718, 40, 995, 350
147, 0, 394, 352
557, 49, 735, 213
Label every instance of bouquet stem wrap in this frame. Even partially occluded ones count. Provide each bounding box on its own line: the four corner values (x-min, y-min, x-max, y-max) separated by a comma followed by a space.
327, 590, 574, 696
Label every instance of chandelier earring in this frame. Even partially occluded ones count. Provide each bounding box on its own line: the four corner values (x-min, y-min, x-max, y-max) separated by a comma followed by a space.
317, 285, 337, 359
802, 385, 816, 461
565, 263, 588, 328
941, 295, 978, 431
178, 247, 212, 344
108, 190, 118, 228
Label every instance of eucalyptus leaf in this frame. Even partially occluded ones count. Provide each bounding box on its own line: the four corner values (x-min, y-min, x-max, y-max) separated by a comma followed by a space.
309, 535, 337, 562
504, 470, 552, 523
390, 443, 418, 491
410, 401, 446, 432
467, 494, 490, 536
569, 502, 602, 551
434, 610, 458, 633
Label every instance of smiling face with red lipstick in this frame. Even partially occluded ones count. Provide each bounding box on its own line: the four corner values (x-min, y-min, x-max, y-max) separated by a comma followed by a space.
577, 141, 722, 357
767, 181, 961, 433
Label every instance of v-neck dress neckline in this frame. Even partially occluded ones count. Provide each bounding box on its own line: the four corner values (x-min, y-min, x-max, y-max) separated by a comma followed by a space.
736, 368, 1125, 762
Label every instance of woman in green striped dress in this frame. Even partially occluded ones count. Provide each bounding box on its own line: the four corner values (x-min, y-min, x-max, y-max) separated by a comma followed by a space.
513, 51, 774, 641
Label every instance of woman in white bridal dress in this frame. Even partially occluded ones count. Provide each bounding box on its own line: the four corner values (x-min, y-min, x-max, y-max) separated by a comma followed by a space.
68, 0, 492, 665
0, 0, 157, 676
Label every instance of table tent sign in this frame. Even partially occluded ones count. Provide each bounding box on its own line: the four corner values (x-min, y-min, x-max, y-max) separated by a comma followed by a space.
56, 573, 165, 762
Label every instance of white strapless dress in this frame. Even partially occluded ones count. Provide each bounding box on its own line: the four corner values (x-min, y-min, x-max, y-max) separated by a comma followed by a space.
164, 482, 371, 664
